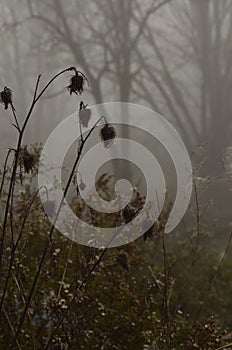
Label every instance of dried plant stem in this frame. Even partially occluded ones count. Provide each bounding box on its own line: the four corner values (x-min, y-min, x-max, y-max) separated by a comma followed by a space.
44, 247, 108, 349
45, 240, 74, 344
9, 154, 19, 248
0, 187, 46, 314
215, 343, 232, 350
0, 148, 14, 198
161, 230, 170, 327
0, 68, 75, 271
193, 178, 200, 235
193, 231, 232, 323
13, 115, 106, 344
174, 245, 199, 315
3, 306, 22, 350
0, 67, 76, 307
44, 207, 142, 349
0, 76, 41, 278
57, 241, 73, 299
10, 103, 20, 132
12, 272, 36, 350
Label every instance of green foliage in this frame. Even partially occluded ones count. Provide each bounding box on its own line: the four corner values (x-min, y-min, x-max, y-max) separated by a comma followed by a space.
0, 165, 232, 349
0, 66, 231, 349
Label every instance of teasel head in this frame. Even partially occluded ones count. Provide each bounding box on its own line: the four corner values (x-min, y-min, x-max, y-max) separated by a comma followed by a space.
116, 252, 131, 272
67, 69, 88, 95
79, 101, 91, 128
100, 122, 116, 148
0, 86, 12, 110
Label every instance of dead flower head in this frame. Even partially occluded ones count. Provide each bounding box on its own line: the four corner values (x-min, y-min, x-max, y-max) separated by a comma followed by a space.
116, 252, 130, 272
122, 205, 135, 223
67, 71, 88, 95
100, 122, 116, 148
79, 101, 91, 128
18, 146, 36, 175
0, 86, 12, 110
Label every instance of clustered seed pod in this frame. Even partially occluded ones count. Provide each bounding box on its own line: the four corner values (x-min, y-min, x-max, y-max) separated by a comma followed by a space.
122, 205, 135, 223
0, 86, 12, 110
67, 72, 85, 95
79, 101, 91, 128
100, 122, 116, 148
18, 146, 36, 176
116, 252, 131, 272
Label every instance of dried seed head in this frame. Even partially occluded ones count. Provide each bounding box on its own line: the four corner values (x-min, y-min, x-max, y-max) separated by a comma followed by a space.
23, 153, 35, 173
18, 146, 36, 174
100, 123, 116, 148
67, 72, 86, 95
0, 86, 12, 110
79, 102, 91, 128
122, 205, 135, 223
116, 252, 130, 272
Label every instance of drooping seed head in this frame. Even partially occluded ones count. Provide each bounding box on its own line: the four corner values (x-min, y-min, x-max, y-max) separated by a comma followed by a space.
100, 123, 116, 148
18, 146, 36, 174
0, 86, 12, 110
67, 73, 84, 95
122, 205, 135, 223
79, 106, 91, 128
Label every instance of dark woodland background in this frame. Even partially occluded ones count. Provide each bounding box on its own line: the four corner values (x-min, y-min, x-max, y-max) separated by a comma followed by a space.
1, 0, 232, 349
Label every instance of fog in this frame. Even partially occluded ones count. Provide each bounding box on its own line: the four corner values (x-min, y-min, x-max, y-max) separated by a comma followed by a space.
0, 0, 232, 232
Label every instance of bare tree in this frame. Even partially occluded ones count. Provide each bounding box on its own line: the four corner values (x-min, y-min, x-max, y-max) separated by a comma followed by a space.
133, 0, 232, 175
6, 0, 230, 176
23, 0, 171, 178
24, 0, 171, 103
